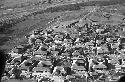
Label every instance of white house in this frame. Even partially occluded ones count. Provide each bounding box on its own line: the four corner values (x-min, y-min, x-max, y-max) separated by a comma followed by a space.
32, 67, 51, 77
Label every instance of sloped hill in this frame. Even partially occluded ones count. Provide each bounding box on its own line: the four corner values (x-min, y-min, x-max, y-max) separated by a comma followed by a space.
0, 0, 125, 53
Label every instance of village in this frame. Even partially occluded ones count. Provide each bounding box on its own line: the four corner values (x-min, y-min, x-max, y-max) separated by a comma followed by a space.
2, 9, 125, 82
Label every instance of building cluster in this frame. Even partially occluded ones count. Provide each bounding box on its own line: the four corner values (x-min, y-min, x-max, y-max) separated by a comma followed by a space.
2, 11, 125, 82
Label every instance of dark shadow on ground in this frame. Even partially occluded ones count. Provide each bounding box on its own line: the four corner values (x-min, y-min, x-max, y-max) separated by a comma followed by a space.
0, 23, 15, 46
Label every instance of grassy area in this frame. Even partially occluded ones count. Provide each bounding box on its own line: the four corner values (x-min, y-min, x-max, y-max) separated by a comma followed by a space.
1, 0, 43, 8
2, 79, 37, 82
0, 9, 89, 53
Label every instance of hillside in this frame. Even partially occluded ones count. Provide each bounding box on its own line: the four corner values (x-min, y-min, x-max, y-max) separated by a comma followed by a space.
0, 0, 125, 53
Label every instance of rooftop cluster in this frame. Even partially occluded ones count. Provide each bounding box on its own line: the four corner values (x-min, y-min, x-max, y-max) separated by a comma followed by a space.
2, 10, 125, 82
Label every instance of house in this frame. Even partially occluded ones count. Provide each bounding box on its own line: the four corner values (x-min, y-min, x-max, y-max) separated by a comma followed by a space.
53, 66, 65, 75
10, 56, 22, 65
96, 29, 104, 34
16, 45, 24, 49
38, 44, 49, 51
75, 19, 86, 27
75, 59, 86, 66
19, 59, 32, 71
72, 64, 86, 71
63, 39, 73, 44
5, 64, 14, 72
72, 50, 81, 57
9, 49, 22, 58
23, 53, 31, 57
28, 33, 39, 45
49, 45, 57, 51
42, 60, 52, 67
37, 61, 43, 67
33, 50, 47, 56
108, 58, 119, 65
38, 77, 52, 82
69, 77, 86, 82
15, 45, 25, 54
35, 54, 42, 58
97, 47, 104, 55
115, 64, 122, 70
109, 75, 120, 82
71, 58, 86, 69
72, 57, 83, 63
93, 63, 107, 72
30, 56, 42, 61
85, 41, 94, 47
97, 45, 109, 55
20, 69, 28, 78
32, 67, 51, 77
111, 43, 119, 49
71, 64, 86, 76
61, 52, 70, 57
35, 39, 42, 44
51, 51, 59, 56
52, 76, 64, 82
90, 71, 98, 76
119, 54, 125, 61
62, 59, 72, 67
54, 34, 64, 41
11, 48, 19, 54
44, 36, 54, 44
32, 67, 51, 73
96, 39, 104, 46
19, 60, 29, 66
9, 65, 22, 77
